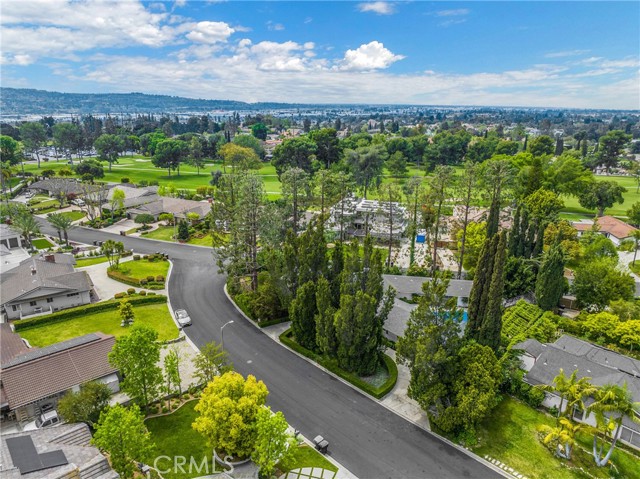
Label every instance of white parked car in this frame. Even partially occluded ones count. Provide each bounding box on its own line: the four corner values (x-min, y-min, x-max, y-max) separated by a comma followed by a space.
71, 198, 85, 206
23, 410, 61, 431
175, 309, 192, 327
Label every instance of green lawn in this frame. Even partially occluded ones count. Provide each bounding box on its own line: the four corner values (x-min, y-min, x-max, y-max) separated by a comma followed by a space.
472, 397, 640, 479
31, 238, 54, 249
628, 261, 640, 276
562, 175, 640, 218
280, 446, 338, 475
146, 401, 211, 479
143, 226, 212, 246
75, 256, 109, 267
117, 258, 169, 280
59, 210, 85, 221
20, 303, 179, 347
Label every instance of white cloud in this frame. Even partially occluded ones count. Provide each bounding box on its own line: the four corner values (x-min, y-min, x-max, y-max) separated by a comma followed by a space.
434, 9, 469, 17
357, 2, 396, 15
266, 21, 285, 31
186, 21, 234, 44
545, 49, 589, 58
340, 41, 404, 71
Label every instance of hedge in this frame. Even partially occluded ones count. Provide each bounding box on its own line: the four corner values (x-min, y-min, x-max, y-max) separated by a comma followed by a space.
107, 268, 165, 288
279, 328, 397, 399
257, 317, 289, 328
14, 295, 167, 331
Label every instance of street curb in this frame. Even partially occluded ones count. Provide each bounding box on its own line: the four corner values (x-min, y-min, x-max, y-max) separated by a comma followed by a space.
223, 285, 510, 479
165, 257, 200, 354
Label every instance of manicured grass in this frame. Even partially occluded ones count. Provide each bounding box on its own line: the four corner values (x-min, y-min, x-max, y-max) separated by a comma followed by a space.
143, 226, 176, 242
146, 401, 212, 479
143, 226, 212, 246
20, 303, 179, 347
75, 256, 110, 267
562, 175, 640, 218
59, 210, 85, 221
472, 397, 639, 479
31, 238, 54, 249
117, 258, 169, 280
280, 446, 338, 475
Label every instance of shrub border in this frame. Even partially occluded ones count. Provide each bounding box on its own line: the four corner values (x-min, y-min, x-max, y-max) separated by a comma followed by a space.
279, 328, 397, 400
13, 295, 167, 331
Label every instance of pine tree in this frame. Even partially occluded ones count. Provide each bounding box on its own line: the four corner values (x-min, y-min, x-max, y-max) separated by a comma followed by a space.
525, 156, 543, 196
177, 219, 190, 241
536, 243, 566, 311
315, 276, 337, 355
289, 281, 318, 350
478, 231, 507, 352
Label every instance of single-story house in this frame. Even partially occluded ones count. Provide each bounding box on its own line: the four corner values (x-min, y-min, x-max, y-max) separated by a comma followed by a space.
515, 335, 640, 450
0, 254, 93, 320
0, 329, 119, 423
0, 224, 23, 250
26, 178, 85, 198
382, 274, 473, 340
0, 423, 118, 479
571, 216, 637, 246
127, 197, 211, 221
101, 184, 160, 212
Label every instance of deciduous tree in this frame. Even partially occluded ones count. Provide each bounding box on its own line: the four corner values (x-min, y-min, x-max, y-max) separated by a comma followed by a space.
92, 405, 154, 479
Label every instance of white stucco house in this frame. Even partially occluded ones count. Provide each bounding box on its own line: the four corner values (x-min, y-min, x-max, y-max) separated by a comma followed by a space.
0, 254, 93, 321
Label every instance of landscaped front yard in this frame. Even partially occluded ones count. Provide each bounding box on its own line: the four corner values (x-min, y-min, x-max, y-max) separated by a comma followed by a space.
59, 210, 85, 221
117, 258, 169, 280
146, 400, 339, 479
31, 237, 54, 249
472, 397, 640, 479
20, 302, 179, 347
75, 256, 110, 267
142, 226, 212, 246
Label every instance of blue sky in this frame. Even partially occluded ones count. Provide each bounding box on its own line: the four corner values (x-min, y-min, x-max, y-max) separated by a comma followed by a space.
1, 1, 638, 109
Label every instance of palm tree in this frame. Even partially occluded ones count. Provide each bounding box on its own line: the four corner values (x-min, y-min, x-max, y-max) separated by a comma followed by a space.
47, 213, 74, 246
588, 383, 640, 467
11, 212, 40, 252
538, 417, 581, 460
538, 369, 596, 418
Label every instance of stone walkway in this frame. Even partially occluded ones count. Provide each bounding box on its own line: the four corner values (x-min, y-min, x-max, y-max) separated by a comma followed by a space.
279, 467, 336, 479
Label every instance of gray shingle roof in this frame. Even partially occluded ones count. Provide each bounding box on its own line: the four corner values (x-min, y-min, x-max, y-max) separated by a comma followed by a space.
516, 334, 640, 405
0, 255, 91, 305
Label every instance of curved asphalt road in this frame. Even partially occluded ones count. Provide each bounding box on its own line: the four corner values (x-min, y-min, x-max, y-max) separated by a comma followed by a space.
41, 224, 498, 479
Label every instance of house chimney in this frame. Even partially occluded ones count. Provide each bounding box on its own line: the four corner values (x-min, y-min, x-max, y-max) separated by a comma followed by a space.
30, 266, 37, 275
44, 254, 55, 263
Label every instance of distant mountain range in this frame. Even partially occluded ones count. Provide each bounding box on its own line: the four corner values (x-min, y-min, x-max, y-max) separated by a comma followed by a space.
0, 88, 310, 117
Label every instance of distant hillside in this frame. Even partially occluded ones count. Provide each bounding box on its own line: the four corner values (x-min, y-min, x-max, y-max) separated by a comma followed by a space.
0, 88, 301, 116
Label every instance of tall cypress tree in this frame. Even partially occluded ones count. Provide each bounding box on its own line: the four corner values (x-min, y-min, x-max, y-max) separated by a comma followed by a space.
315, 276, 337, 355
536, 243, 566, 311
290, 281, 318, 350
508, 205, 521, 257
486, 196, 501, 238
478, 232, 507, 352
329, 241, 344, 308
298, 220, 327, 286
466, 235, 497, 338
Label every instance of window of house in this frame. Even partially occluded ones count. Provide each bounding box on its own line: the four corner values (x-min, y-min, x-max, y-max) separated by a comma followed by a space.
46, 297, 54, 303
66, 292, 79, 297
29, 301, 37, 307
12, 305, 18, 312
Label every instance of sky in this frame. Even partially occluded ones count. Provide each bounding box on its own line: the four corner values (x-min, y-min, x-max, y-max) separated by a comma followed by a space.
1, 0, 639, 109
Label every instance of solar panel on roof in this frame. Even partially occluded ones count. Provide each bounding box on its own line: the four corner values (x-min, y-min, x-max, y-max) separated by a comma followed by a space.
6, 436, 68, 474
1, 334, 100, 368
